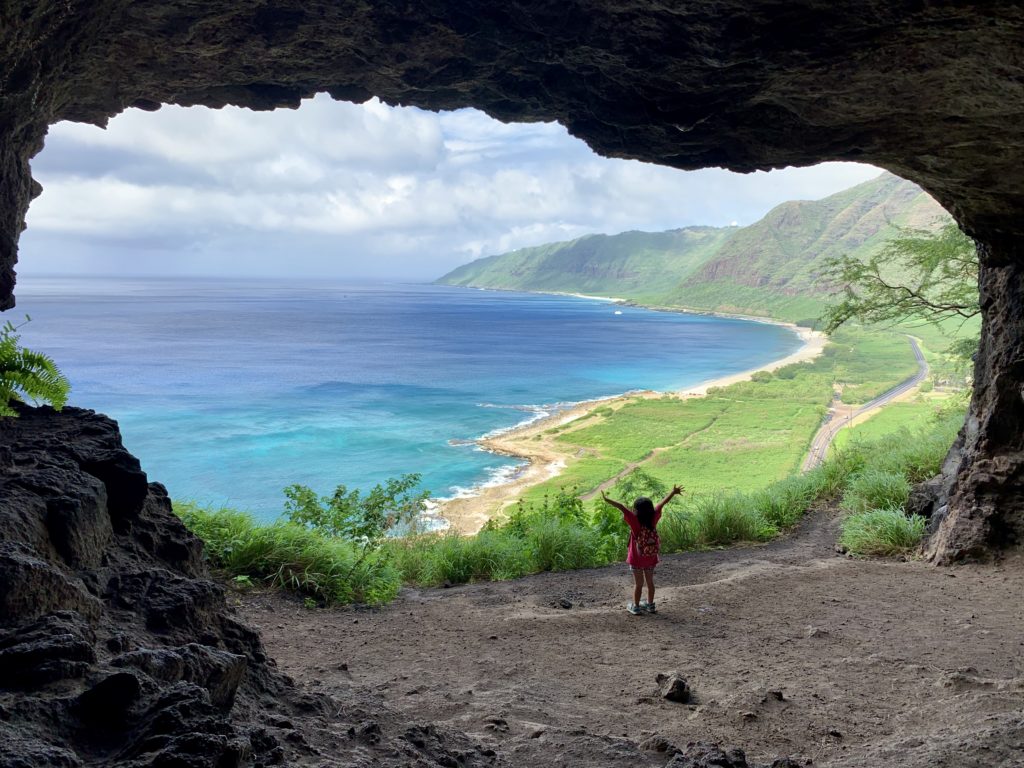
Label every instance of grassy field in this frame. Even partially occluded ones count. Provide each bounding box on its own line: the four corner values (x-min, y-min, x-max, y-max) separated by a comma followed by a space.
514, 326, 921, 507
832, 397, 958, 452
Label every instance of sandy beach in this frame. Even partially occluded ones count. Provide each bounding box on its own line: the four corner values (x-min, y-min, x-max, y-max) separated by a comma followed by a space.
438, 320, 827, 534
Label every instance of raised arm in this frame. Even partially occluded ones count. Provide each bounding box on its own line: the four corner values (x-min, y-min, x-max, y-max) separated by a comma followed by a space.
601, 491, 632, 515
655, 484, 684, 513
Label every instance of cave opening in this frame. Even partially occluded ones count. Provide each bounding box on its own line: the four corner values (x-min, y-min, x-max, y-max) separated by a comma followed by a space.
2, 3, 1024, 765
16, 93, 897, 520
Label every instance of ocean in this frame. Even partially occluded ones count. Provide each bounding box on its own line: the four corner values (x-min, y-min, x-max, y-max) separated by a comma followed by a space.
12, 278, 801, 521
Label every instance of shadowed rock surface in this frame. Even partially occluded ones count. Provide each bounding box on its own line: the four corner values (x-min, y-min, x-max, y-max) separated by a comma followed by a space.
1, 1, 1022, 561
0, 404, 501, 767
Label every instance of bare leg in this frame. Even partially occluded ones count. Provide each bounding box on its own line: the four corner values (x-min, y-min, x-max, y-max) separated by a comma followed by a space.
644, 570, 655, 604
632, 570, 644, 606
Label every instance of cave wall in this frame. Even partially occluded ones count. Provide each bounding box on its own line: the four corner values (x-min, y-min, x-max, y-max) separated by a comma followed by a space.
0, 404, 497, 767
2, 1, 1024, 559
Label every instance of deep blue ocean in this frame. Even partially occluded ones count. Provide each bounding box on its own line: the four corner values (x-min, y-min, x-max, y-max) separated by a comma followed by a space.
13, 278, 800, 521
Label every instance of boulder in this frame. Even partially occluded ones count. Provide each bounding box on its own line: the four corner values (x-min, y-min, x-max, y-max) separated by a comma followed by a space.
658, 672, 692, 703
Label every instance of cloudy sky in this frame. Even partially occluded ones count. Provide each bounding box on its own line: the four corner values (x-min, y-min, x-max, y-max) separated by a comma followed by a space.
21, 94, 883, 281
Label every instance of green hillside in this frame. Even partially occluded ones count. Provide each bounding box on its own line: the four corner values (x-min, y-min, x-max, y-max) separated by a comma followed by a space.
437, 172, 952, 324
438, 226, 733, 296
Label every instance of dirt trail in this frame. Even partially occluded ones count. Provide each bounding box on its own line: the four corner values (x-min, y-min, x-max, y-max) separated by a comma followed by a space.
236, 510, 1024, 767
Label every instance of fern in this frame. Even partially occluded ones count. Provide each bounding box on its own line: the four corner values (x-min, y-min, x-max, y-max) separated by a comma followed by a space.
0, 317, 71, 417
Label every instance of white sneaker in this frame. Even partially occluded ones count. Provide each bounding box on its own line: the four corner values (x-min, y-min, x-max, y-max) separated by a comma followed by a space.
627, 602, 644, 615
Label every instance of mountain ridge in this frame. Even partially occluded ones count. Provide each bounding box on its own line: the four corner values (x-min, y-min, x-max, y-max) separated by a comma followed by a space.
437, 172, 951, 323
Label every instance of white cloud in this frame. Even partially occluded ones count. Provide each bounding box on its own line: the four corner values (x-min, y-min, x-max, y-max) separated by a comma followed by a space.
22, 94, 887, 280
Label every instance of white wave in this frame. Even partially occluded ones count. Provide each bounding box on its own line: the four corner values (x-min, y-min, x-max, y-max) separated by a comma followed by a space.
437, 460, 529, 502
473, 391, 650, 440
413, 498, 451, 532
477, 407, 554, 439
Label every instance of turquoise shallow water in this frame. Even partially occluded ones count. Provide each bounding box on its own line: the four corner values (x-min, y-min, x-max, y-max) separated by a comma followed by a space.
14, 278, 801, 521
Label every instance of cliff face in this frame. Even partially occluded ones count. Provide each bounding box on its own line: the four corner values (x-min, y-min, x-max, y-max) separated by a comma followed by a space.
0, 404, 493, 768
1, 5, 1022, 561
691, 174, 945, 292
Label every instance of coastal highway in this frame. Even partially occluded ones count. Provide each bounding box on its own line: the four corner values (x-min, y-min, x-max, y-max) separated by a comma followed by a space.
802, 336, 929, 471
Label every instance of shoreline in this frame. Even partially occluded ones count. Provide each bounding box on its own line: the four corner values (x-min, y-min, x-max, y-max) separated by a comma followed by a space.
437, 292, 827, 534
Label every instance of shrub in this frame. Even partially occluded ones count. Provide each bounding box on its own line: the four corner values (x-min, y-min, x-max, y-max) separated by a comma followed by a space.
611, 468, 668, 505
861, 429, 956, 483
390, 530, 531, 586
588, 502, 629, 559
176, 503, 258, 562
841, 469, 912, 514
688, 495, 776, 547
657, 510, 700, 553
840, 508, 926, 556
502, 486, 587, 537
526, 518, 608, 572
175, 502, 401, 605
283, 473, 430, 541
751, 474, 818, 528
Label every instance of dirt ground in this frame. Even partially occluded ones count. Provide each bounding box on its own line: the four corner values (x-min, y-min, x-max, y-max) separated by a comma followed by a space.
235, 509, 1024, 767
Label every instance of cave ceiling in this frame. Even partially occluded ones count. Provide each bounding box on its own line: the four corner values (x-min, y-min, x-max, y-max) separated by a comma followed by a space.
2, 2, 1024, 309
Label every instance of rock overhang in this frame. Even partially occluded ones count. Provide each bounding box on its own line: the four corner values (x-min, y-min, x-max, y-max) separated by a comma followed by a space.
4, 4, 1024, 278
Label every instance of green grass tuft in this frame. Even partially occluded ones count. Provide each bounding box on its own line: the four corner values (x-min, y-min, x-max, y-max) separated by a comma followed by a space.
176, 502, 401, 605
687, 495, 777, 546
840, 508, 927, 556
841, 469, 912, 514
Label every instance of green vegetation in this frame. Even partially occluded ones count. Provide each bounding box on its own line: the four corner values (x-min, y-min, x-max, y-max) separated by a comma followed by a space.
832, 399, 952, 451
177, 176, 980, 603
437, 173, 951, 324
830, 399, 965, 556
283, 473, 431, 540
0, 316, 71, 417
176, 503, 403, 604
823, 223, 978, 331
841, 469, 912, 513
438, 227, 732, 296
839, 509, 927, 556
516, 326, 918, 507
822, 221, 979, 397
177, 401, 963, 604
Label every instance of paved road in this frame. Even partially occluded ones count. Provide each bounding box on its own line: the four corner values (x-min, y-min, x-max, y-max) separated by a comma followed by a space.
802, 336, 929, 471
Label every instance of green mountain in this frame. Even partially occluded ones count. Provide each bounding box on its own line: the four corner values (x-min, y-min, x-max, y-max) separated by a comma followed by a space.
438, 226, 733, 296
436, 173, 950, 324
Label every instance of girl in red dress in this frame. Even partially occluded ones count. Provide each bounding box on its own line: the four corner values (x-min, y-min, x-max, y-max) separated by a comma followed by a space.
601, 484, 683, 614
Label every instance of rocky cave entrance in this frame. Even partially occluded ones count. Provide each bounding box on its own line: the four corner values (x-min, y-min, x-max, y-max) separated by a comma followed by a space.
2, 2, 1023, 564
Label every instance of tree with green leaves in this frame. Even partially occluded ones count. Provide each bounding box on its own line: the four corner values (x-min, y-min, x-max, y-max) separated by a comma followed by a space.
283, 473, 430, 543
0, 316, 70, 417
610, 468, 668, 503
822, 223, 978, 332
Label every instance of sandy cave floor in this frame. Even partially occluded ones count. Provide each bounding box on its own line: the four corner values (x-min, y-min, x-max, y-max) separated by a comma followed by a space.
235, 510, 1024, 767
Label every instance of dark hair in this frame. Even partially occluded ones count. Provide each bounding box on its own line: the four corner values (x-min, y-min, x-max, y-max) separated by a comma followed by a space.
634, 497, 656, 530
